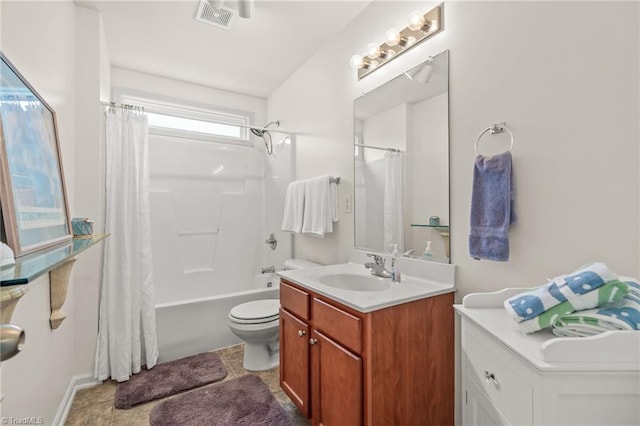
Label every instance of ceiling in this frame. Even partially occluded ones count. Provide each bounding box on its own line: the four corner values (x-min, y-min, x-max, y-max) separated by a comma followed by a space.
78, 1, 370, 98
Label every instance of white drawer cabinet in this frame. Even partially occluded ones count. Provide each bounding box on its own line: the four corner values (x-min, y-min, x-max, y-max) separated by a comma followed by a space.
455, 289, 640, 426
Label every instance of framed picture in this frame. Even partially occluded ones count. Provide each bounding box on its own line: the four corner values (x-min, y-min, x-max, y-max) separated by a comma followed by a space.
0, 52, 72, 257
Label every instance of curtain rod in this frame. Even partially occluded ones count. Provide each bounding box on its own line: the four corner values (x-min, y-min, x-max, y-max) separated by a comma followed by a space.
355, 143, 402, 153
100, 101, 144, 111
99, 101, 295, 136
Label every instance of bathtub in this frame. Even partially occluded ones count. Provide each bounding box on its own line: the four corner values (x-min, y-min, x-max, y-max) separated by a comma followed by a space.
155, 273, 280, 363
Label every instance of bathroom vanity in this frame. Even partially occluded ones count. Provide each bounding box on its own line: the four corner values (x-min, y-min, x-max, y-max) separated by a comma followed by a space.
278, 262, 455, 426
455, 289, 640, 426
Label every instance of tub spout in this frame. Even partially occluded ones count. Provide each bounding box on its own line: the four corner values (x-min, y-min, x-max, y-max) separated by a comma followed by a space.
261, 266, 276, 274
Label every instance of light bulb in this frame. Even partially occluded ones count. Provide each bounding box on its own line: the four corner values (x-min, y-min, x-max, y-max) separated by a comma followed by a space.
367, 43, 381, 59
385, 29, 401, 46
350, 54, 364, 69
405, 36, 417, 47
407, 10, 426, 31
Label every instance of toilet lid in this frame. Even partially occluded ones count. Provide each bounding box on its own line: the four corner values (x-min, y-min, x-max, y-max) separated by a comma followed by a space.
229, 299, 280, 324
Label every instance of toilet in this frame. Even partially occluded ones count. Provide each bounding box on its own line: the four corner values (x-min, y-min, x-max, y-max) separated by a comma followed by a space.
228, 258, 321, 371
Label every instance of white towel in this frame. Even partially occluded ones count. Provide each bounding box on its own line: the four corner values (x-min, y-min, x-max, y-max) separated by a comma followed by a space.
281, 180, 306, 233
329, 180, 339, 222
302, 176, 338, 238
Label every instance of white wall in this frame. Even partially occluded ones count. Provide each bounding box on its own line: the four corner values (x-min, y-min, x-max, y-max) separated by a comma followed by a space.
111, 67, 266, 127
268, 0, 640, 294
0, 1, 79, 423
362, 103, 407, 155
268, 3, 638, 424
73, 5, 111, 378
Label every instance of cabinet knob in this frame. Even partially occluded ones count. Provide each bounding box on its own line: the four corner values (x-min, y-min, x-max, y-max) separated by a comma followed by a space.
309, 338, 318, 346
298, 330, 306, 337
483, 370, 499, 387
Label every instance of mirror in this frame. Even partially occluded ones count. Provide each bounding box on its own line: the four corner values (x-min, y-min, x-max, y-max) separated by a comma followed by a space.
354, 50, 449, 263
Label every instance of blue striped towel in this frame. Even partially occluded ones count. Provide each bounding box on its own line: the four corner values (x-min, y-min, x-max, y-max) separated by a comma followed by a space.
552, 277, 640, 337
504, 263, 618, 322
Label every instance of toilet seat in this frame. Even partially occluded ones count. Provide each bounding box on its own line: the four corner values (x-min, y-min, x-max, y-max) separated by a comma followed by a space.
229, 299, 280, 325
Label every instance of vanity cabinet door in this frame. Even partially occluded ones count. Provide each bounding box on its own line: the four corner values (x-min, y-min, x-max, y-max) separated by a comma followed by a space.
464, 371, 515, 426
280, 308, 310, 417
311, 329, 362, 426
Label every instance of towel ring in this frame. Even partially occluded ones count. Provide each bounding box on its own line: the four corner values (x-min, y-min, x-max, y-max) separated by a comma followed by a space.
475, 122, 514, 155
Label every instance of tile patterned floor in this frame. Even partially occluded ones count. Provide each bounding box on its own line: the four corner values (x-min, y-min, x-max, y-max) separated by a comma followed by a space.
65, 344, 309, 425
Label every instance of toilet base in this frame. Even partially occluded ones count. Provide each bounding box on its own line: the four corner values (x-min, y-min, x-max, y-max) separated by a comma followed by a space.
243, 341, 280, 372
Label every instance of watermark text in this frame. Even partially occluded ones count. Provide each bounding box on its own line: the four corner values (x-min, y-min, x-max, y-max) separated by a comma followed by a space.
1, 417, 45, 425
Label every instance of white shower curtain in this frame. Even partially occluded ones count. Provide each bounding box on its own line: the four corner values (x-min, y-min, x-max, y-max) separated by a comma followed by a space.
384, 151, 404, 252
95, 108, 158, 382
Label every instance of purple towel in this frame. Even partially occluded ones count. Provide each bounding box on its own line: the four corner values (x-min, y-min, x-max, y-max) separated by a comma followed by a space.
469, 151, 516, 261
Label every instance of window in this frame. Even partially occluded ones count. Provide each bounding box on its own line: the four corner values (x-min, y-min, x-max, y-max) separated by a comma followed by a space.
146, 112, 241, 138
116, 92, 251, 145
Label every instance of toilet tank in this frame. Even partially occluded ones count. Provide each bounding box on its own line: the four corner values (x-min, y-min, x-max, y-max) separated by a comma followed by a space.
283, 258, 321, 270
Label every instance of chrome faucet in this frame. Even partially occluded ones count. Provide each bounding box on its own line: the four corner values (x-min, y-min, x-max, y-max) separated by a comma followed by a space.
364, 253, 392, 278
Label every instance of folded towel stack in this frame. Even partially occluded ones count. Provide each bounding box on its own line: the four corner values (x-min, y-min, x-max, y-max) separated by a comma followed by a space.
504, 263, 630, 334
552, 277, 640, 337
281, 176, 338, 238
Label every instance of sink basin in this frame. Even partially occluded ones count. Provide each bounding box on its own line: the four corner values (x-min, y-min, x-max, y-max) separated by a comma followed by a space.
316, 273, 390, 292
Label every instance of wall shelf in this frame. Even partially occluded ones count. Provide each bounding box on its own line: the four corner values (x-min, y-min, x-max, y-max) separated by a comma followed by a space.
409, 224, 450, 259
410, 224, 449, 231
1, 234, 108, 327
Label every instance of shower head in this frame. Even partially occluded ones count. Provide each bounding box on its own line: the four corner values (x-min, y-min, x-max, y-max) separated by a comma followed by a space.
250, 120, 280, 137
251, 120, 280, 155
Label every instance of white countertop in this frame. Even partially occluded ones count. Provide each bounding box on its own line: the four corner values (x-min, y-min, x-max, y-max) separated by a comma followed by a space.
454, 289, 640, 371
277, 262, 455, 313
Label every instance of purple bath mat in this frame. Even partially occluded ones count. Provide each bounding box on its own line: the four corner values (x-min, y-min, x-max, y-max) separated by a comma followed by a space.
149, 374, 293, 426
115, 351, 227, 409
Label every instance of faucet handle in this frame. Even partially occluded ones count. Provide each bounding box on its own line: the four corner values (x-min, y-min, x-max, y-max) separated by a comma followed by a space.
366, 253, 384, 266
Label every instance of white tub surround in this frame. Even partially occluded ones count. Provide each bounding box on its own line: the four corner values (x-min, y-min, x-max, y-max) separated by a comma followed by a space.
144, 115, 294, 361
455, 289, 640, 426
277, 251, 455, 313
155, 275, 279, 363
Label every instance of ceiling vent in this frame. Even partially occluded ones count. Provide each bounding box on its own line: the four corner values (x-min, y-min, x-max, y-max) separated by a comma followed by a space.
195, 0, 236, 30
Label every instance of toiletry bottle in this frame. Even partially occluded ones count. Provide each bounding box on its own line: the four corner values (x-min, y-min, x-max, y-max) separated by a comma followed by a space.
390, 244, 400, 283
423, 241, 433, 260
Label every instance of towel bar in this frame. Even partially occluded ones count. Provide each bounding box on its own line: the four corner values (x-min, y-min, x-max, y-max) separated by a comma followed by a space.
475, 122, 514, 155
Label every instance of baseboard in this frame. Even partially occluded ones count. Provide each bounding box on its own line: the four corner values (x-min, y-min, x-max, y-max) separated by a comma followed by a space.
53, 373, 101, 426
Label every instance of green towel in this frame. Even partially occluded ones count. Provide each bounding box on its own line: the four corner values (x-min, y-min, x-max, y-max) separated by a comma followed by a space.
517, 280, 630, 334
553, 278, 640, 337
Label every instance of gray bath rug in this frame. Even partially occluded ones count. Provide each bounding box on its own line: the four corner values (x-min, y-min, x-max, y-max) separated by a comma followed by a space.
115, 352, 227, 409
149, 374, 293, 426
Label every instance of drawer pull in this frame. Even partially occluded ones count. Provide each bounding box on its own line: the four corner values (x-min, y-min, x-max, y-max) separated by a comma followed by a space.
297, 330, 307, 337
309, 338, 318, 346
484, 370, 499, 388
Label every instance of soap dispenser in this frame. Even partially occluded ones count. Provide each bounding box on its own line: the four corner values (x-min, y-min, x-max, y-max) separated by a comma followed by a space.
390, 244, 401, 283
422, 241, 433, 260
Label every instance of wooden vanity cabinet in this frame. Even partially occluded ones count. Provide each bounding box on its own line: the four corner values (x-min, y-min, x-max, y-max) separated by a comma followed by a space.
279, 279, 455, 426
280, 308, 311, 416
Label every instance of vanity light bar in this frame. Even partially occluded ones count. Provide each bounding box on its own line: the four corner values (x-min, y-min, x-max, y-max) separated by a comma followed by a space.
351, 4, 443, 80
